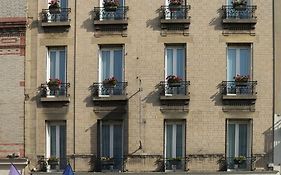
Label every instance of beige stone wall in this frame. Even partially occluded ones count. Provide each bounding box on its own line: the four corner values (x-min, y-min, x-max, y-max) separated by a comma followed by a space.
25, 0, 273, 173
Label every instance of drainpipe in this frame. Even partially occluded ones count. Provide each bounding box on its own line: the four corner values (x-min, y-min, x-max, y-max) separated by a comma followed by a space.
272, 0, 275, 166
73, 0, 77, 170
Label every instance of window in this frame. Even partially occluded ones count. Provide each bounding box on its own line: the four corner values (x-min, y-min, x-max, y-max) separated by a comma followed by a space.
165, 0, 187, 19
46, 121, 67, 170
100, 0, 125, 20
227, 45, 251, 94
47, 47, 67, 96
165, 121, 185, 170
100, 121, 123, 171
165, 45, 186, 95
227, 120, 252, 170
99, 46, 124, 96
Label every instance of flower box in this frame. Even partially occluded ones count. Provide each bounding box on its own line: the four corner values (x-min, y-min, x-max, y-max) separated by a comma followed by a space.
103, 77, 117, 87
103, 0, 119, 12
49, 0, 60, 14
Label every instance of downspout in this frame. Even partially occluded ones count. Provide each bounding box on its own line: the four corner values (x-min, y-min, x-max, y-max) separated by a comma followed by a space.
73, 0, 77, 170
272, 0, 275, 165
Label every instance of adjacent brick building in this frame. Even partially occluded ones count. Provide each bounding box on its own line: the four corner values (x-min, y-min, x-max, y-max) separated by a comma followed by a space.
25, 0, 277, 174
0, 0, 28, 174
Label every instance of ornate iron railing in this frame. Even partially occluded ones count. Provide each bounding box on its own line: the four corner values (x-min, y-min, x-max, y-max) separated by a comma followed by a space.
222, 5, 257, 20
41, 8, 71, 22
226, 157, 255, 170
99, 157, 124, 172
94, 6, 129, 20
92, 82, 128, 97
164, 158, 186, 171
161, 5, 190, 20
160, 81, 190, 96
221, 81, 257, 96
41, 82, 70, 97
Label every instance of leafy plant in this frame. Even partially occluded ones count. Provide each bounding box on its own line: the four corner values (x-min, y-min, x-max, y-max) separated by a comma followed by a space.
166, 75, 182, 84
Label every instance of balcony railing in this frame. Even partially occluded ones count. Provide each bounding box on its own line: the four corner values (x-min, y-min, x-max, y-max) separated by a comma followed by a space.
160, 81, 190, 96
226, 157, 255, 171
161, 5, 190, 20
221, 81, 257, 96
38, 157, 68, 172
222, 5, 257, 20
41, 82, 70, 97
165, 158, 185, 171
41, 8, 71, 23
94, 6, 128, 21
92, 82, 128, 97
99, 157, 124, 172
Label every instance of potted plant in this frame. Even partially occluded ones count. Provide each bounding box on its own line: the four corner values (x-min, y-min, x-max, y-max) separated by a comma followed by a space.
166, 75, 182, 87
233, 74, 249, 85
47, 78, 61, 91
103, 77, 117, 87
103, 0, 119, 12
169, 0, 182, 11
232, 0, 247, 9
49, 0, 60, 14
48, 156, 59, 165
233, 156, 246, 169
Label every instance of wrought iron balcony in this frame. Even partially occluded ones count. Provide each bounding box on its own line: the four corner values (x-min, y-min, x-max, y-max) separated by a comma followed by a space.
226, 157, 255, 171
164, 158, 186, 171
40, 82, 70, 103
98, 157, 124, 172
93, 6, 129, 32
92, 82, 128, 101
222, 5, 257, 30
41, 8, 71, 27
160, 5, 191, 31
221, 81, 257, 99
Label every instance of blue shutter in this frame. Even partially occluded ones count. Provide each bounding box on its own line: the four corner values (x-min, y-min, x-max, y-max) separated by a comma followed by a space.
50, 51, 56, 79
50, 126, 57, 157
166, 125, 173, 158
101, 51, 110, 81
227, 124, 235, 158
239, 48, 250, 77
59, 50, 66, 83
176, 124, 183, 158
239, 124, 248, 156
114, 49, 123, 82
167, 49, 173, 77
176, 48, 184, 79
102, 125, 110, 157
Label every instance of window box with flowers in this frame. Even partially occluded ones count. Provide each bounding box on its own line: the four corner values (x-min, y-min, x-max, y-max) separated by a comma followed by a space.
169, 0, 182, 11
232, 0, 247, 10
47, 78, 61, 91
48, 0, 61, 14
166, 75, 182, 87
233, 74, 249, 86
103, 77, 117, 88
103, 0, 119, 12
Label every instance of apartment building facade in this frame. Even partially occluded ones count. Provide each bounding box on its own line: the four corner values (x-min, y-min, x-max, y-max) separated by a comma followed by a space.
25, 0, 275, 173
0, 0, 28, 174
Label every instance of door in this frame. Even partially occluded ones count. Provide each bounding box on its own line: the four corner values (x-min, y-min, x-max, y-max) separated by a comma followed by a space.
227, 121, 251, 169
227, 46, 251, 94
165, 46, 185, 95
100, 122, 123, 171
47, 47, 66, 96
99, 47, 123, 96
46, 122, 67, 170
165, 122, 185, 170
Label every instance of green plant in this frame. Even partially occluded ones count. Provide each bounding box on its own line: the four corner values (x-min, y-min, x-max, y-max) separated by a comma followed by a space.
233, 156, 246, 164
47, 78, 61, 89
166, 75, 182, 84
232, 0, 247, 7
169, 0, 182, 6
49, 0, 60, 8
103, 0, 119, 7
103, 77, 117, 86
233, 74, 249, 82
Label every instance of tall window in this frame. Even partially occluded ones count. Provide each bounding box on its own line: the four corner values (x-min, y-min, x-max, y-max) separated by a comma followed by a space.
99, 46, 124, 96
165, 121, 185, 170
47, 47, 67, 96
100, 121, 123, 171
227, 120, 251, 170
165, 45, 186, 95
46, 122, 67, 170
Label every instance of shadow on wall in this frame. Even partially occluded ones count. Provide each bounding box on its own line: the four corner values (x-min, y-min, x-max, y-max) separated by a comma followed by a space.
81, 10, 95, 32
142, 83, 161, 107
210, 82, 223, 106
209, 8, 224, 31
146, 8, 162, 31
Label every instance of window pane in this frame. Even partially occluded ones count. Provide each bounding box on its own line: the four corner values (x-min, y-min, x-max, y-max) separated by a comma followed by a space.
227, 48, 236, 81
239, 48, 250, 77
59, 125, 67, 169
239, 124, 248, 156
50, 51, 56, 79
166, 49, 173, 76
113, 124, 122, 158
176, 48, 184, 79
176, 124, 183, 158
227, 124, 235, 157
59, 50, 66, 83
166, 125, 173, 158
102, 125, 110, 157
101, 51, 110, 81
114, 50, 123, 82
50, 126, 57, 157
